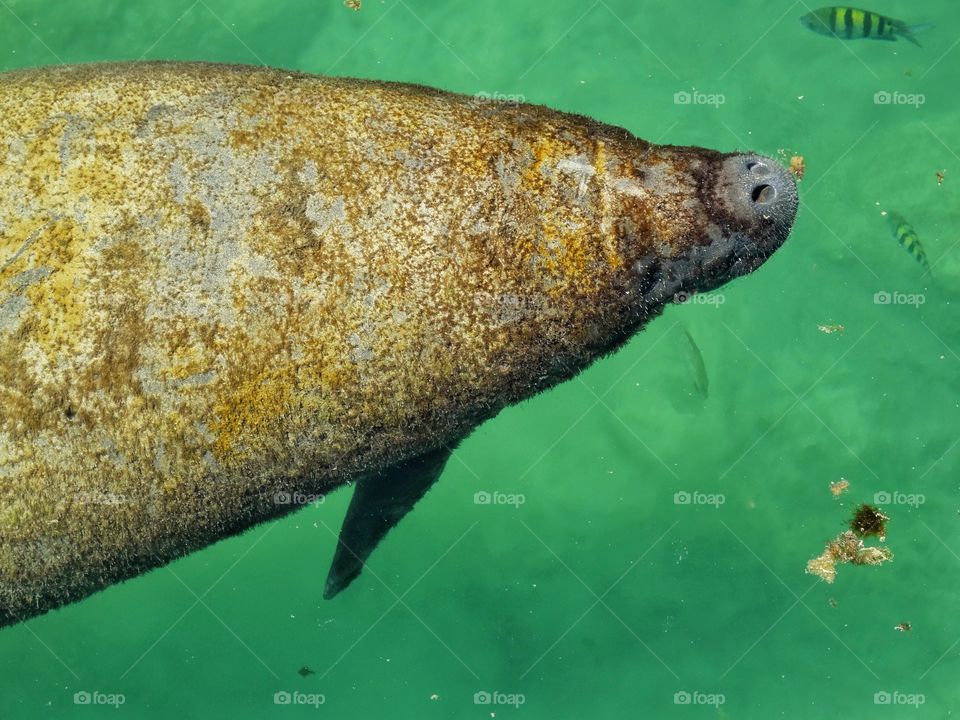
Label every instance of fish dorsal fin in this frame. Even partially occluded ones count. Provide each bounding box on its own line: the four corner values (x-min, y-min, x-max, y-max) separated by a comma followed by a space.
324, 443, 455, 599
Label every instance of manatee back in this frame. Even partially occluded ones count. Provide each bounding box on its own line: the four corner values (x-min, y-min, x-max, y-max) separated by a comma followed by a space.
0, 62, 638, 625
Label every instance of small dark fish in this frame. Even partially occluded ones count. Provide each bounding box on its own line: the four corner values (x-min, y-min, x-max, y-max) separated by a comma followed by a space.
886, 211, 929, 271
800, 7, 930, 46
298, 666, 316, 677
680, 328, 708, 400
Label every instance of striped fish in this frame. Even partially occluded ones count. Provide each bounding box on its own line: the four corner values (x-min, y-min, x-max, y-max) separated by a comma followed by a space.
800, 7, 930, 46
886, 212, 929, 271
680, 327, 708, 400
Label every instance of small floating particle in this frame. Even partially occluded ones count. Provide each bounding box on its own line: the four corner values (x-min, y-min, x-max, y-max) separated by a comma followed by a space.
936, 170, 945, 186
344, 0, 361, 9
829, 478, 850, 497
895, 622, 912, 632
789, 155, 805, 181
818, 324, 845, 335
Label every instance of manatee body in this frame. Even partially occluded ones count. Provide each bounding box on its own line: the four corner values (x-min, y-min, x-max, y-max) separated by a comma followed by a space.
0, 62, 797, 627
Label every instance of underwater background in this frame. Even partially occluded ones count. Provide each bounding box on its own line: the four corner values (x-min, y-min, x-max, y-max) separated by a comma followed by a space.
0, 0, 958, 717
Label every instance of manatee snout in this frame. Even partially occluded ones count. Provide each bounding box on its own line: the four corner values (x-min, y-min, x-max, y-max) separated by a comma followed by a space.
631, 150, 797, 307
717, 152, 798, 268
725, 153, 798, 231
673, 152, 798, 298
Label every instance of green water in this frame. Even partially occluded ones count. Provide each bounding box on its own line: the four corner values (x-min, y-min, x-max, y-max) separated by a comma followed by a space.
1, 0, 958, 717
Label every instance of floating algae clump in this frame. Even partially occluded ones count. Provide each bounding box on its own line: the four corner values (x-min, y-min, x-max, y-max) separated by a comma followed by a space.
806, 504, 894, 583
850, 503, 889, 539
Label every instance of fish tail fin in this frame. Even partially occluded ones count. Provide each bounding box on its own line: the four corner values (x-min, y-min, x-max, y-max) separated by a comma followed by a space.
896, 22, 932, 46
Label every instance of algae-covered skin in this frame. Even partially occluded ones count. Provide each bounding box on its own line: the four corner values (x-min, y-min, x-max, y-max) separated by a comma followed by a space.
0, 62, 797, 626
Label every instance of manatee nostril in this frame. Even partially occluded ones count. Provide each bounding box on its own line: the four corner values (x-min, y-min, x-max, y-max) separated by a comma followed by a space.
722, 152, 798, 234
751, 184, 776, 204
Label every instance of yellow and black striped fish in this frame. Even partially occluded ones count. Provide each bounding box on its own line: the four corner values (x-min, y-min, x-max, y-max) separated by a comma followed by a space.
801, 7, 930, 46
887, 212, 929, 270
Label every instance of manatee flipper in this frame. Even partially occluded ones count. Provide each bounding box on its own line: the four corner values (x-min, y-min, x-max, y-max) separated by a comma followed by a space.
324, 444, 455, 599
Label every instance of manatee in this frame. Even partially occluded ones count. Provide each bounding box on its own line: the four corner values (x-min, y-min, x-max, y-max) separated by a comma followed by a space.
0, 62, 797, 627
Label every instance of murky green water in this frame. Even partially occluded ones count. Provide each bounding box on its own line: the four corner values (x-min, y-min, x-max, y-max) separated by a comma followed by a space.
1, 0, 958, 717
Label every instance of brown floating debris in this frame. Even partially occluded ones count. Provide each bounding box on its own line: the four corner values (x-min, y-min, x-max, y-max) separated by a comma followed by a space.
895, 622, 912, 632
806, 528, 893, 584
807, 551, 839, 583
851, 503, 889, 540
829, 478, 850, 497
936, 170, 945, 187
776, 148, 805, 181
789, 155, 806, 181
344, 0, 361, 9
818, 324, 844, 335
